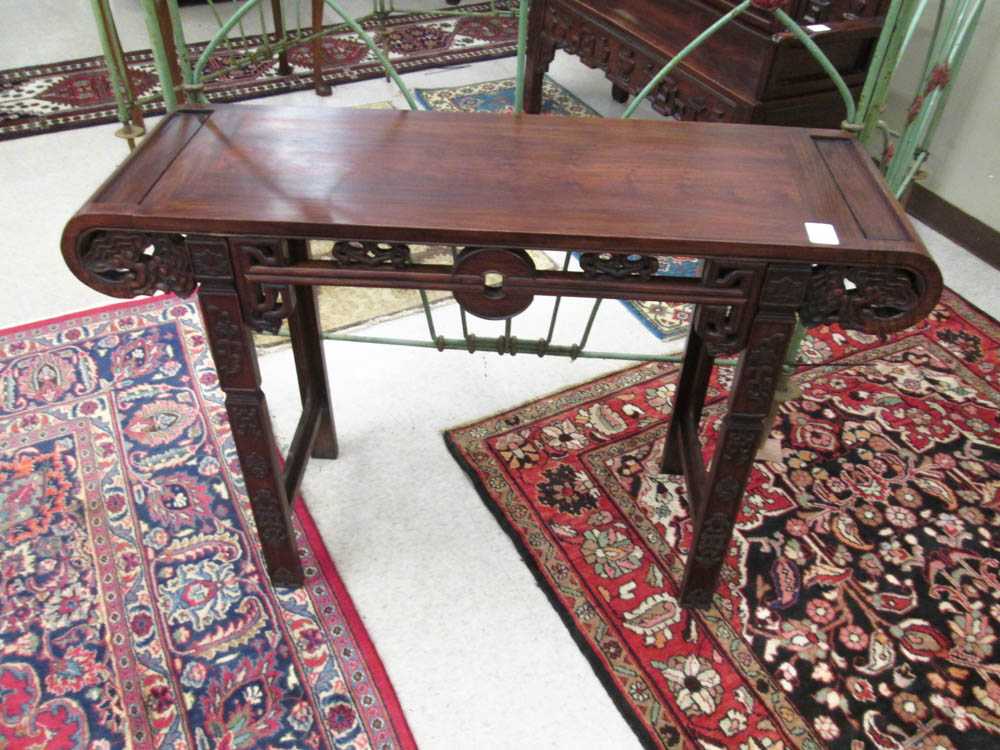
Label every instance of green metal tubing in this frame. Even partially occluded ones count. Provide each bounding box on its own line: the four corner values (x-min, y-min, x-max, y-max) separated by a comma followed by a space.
90, 0, 131, 124
773, 8, 856, 124
323, 0, 419, 110
622, 0, 750, 119
140, 0, 179, 110
165, 0, 193, 91
323, 332, 681, 363
853, 0, 913, 139
860, 0, 922, 142
514, 0, 531, 113
919, 0, 984, 151
192, 0, 262, 91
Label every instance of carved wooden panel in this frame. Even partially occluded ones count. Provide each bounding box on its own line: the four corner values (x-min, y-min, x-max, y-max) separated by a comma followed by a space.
76, 231, 194, 298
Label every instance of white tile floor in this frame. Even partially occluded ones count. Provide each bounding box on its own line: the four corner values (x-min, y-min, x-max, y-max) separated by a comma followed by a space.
1, 5, 998, 748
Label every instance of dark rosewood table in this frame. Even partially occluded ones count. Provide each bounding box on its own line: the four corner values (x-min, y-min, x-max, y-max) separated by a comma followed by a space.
62, 105, 941, 608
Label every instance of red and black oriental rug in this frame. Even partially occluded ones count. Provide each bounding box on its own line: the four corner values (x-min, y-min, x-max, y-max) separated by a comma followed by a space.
0, 297, 415, 748
0, 3, 518, 141
446, 289, 1000, 749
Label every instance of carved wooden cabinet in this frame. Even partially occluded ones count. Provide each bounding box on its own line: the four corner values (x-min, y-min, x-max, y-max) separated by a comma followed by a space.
525, 0, 891, 127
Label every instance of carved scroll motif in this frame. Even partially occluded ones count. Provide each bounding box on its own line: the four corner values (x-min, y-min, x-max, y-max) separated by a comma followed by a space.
233, 239, 295, 334
579, 252, 658, 280
799, 265, 923, 334
697, 260, 765, 356
331, 240, 411, 268
78, 231, 194, 298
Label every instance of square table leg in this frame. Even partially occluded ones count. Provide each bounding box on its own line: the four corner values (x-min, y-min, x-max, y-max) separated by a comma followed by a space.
195, 239, 304, 587
287, 239, 338, 460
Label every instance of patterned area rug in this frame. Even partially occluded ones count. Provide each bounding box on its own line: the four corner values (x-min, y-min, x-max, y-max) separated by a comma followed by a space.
416, 75, 699, 342
0, 2, 517, 141
0, 296, 415, 748
446, 288, 1000, 749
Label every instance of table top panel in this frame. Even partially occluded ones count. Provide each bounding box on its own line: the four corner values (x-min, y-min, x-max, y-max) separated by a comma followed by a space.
75, 105, 925, 267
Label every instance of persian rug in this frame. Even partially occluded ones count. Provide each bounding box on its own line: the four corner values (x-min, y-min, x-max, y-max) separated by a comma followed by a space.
416, 75, 699, 342
446, 288, 1000, 749
0, 2, 518, 141
0, 296, 416, 748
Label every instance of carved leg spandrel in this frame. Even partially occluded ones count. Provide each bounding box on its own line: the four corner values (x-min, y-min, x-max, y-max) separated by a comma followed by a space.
287, 239, 338, 459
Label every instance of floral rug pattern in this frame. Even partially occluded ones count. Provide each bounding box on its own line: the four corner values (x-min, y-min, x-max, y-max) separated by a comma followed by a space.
446, 289, 1000, 749
0, 3, 518, 141
416, 75, 699, 342
0, 296, 415, 748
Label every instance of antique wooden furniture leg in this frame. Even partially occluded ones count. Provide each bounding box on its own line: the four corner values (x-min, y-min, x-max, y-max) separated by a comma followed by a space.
286, 239, 339, 462
661, 306, 713, 475
523, 0, 555, 114
677, 266, 811, 608
311, 0, 331, 96
195, 236, 305, 586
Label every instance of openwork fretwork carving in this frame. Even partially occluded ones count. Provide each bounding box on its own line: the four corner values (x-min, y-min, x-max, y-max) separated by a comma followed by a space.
579, 252, 659, 280
800, 265, 923, 334
697, 260, 764, 356
78, 231, 193, 298
233, 239, 295, 334
331, 240, 411, 268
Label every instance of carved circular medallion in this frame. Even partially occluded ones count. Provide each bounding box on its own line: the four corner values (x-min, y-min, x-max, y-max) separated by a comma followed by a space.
453, 247, 535, 320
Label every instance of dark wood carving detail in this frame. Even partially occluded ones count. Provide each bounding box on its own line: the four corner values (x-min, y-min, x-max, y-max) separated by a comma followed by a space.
697, 260, 764, 355
721, 429, 757, 465
228, 403, 259, 437
78, 231, 194, 298
233, 239, 295, 334
693, 513, 732, 567
537, 5, 736, 122
203, 304, 244, 376
800, 265, 923, 333
762, 267, 810, 309
331, 240, 411, 268
251, 489, 289, 546
189, 237, 232, 281
743, 332, 789, 414
579, 252, 658, 280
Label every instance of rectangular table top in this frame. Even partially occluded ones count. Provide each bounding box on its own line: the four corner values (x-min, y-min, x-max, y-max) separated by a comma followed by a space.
70, 104, 928, 269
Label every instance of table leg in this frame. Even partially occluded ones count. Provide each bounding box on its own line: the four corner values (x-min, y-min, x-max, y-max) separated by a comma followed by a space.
661, 307, 713, 475
311, 0, 331, 96
199, 288, 305, 587
679, 311, 796, 608
287, 239, 338, 459
523, 0, 555, 114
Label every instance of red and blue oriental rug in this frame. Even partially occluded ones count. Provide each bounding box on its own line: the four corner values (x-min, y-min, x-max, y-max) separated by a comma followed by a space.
0, 296, 415, 749
446, 288, 1000, 749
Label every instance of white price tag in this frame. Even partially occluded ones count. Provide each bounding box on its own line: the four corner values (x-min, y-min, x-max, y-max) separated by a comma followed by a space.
804, 222, 840, 245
